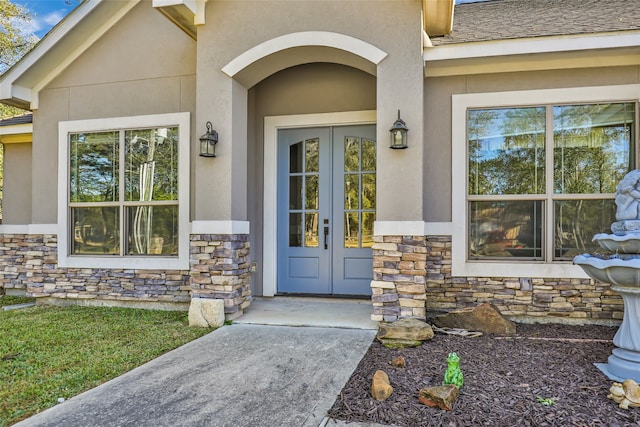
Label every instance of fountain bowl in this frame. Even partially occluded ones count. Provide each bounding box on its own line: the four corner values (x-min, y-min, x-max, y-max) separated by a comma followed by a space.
573, 254, 640, 287
594, 233, 640, 254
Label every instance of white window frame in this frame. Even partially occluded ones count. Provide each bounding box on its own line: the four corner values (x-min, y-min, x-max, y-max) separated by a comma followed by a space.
58, 113, 190, 270
452, 84, 640, 279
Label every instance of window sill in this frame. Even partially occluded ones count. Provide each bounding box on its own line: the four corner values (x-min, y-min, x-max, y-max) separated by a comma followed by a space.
451, 258, 591, 279
57, 255, 189, 271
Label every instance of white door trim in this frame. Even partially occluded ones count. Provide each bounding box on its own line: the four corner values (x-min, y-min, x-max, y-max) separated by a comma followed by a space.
263, 110, 376, 296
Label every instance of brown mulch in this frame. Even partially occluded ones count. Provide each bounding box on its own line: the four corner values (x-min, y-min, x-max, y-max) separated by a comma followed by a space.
327, 323, 640, 426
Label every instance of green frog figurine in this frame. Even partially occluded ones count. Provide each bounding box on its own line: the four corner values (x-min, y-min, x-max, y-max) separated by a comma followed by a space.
443, 352, 464, 388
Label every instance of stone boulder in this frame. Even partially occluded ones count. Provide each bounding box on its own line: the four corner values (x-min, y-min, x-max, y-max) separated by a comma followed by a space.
418, 385, 459, 411
188, 298, 225, 328
432, 303, 516, 336
371, 370, 393, 401
376, 318, 434, 348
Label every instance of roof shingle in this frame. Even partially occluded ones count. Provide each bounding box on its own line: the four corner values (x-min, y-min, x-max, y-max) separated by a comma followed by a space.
432, 0, 640, 46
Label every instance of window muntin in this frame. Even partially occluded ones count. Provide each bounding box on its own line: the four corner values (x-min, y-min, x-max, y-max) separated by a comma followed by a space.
468, 102, 635, 262
69, 126, 179, 257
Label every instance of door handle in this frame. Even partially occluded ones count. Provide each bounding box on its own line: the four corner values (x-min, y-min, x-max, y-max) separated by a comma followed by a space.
324, 225, 329, 250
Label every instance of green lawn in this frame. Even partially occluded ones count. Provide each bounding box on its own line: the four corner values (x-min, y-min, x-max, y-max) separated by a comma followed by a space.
0, 300, 212, 426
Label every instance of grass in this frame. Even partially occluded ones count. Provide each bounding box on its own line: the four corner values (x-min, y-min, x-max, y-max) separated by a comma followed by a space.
0, 302, 212, 426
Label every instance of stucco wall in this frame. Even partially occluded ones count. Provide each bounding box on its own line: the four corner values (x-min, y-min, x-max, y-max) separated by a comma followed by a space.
247, 62, 376, 295
32, 2, 196, 224
423, 65, 640, 222
2, 143, 32, 224
196, 0, 424, 223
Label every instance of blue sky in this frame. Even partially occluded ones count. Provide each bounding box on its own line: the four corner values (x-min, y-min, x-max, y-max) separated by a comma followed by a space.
14, 0, 76, 39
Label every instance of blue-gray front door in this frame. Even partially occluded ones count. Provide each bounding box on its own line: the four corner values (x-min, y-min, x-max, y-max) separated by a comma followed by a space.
277, 125, 376, 295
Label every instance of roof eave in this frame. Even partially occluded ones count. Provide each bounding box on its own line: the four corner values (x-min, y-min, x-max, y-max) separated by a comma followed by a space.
424, 31, 640, 77
423, 0, 455, 37
424, 31, 640, 62
152, 0, 207, 40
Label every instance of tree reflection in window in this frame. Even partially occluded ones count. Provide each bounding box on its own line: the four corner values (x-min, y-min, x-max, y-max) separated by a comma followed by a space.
69, 127, 179, 256
468, 103, 634, 261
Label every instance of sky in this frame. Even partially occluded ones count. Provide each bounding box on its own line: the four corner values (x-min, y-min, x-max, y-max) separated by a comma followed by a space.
14, 0, 76, 39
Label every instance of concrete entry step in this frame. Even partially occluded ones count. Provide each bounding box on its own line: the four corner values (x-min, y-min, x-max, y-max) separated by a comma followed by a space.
234, 297, 379, 330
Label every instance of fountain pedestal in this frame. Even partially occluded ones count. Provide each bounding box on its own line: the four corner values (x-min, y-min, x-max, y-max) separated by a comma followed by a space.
574, 170, 640, 383
598, 285, 640, 381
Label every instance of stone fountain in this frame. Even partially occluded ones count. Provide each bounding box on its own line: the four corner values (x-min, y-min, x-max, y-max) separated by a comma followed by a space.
574, 170, 640, 382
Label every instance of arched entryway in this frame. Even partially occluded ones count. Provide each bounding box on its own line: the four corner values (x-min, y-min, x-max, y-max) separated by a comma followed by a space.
221, 32, 385, 297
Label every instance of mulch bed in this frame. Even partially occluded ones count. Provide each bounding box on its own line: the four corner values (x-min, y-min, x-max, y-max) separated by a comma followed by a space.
328, 323, 640, 426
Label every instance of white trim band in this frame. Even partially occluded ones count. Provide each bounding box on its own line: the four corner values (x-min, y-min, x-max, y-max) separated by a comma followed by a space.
0, 224, 57, 234
222, 31, 388, 77
190, 221, 250, 235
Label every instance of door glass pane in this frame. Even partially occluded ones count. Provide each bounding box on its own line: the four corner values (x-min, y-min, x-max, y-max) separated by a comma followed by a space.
289, 213, 302, 247
305, 213, 319, 248
362, 138, 376, 171
305, 175, 319, 210
126, 205, 178, 255
362, 173, 376, 209
344, 174, 360, 210
306, 138, 319, 173
468, 107, 546, 195
290, 141, 303, 173
125, 127, 178, 202
69, 132, 119, 202
289, 176, 302, 209
469, 200, 543, 259
344, 137, 360, 172
555, 199, 615, 259
554, 103, 634, 194
71, 207, 119, 255
362, 212, 375, 248
344, 212, 359, 248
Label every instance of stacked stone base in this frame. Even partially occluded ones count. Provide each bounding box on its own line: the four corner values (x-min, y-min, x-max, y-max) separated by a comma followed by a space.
0, 233, 251, 320
372, 235, 623, 324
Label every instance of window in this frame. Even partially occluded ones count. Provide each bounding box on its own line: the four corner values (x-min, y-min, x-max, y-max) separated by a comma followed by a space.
58, 113, 190, 269
467, 103, 635, 262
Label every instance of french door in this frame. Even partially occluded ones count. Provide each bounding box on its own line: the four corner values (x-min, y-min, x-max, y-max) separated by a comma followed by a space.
277, 125, 376, 295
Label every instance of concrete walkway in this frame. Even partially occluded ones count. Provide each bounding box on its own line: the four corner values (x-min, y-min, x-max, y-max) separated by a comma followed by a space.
15, 322, 378, 427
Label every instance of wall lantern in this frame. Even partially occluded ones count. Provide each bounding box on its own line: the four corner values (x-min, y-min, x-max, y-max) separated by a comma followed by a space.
199, 121, 219, 157
389, 110, 409, 149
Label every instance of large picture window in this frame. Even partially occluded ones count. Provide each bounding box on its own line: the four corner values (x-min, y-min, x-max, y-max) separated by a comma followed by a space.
468, 102, 635, 262
69, 127, 179, 256
58, 113, 189, 269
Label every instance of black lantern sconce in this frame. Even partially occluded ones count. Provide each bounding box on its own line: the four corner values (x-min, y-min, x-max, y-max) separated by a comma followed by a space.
199, 121, 219, 157
389, 110, 409, 149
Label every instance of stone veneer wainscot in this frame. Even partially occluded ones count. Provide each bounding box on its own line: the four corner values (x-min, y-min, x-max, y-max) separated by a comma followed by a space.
0, 233, 251, 319
371, 235, 623, 324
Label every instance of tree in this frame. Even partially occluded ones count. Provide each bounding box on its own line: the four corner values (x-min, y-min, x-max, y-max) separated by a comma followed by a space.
1, 0, 37, 118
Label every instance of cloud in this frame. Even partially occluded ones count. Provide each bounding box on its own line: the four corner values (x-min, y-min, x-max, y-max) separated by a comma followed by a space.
42, 11, 65, 27
15, 10, 67, 38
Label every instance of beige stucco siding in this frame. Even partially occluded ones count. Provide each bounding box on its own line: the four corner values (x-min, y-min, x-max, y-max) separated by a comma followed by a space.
247, 62, 376, 295
423, 64, 640, 223
2, 143, 32, 224
31, 2, 196, 224
196, 0, 424, 222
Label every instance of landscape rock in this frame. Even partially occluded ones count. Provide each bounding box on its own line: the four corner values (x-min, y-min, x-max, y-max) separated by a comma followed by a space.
371, 370, 393, 401
188, 298, 225, 328
378, 338, 423, 349
376, 318, 434, 348
390, 356, 406, 368
418, 385, 459, 411
432, 303, 516, 336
